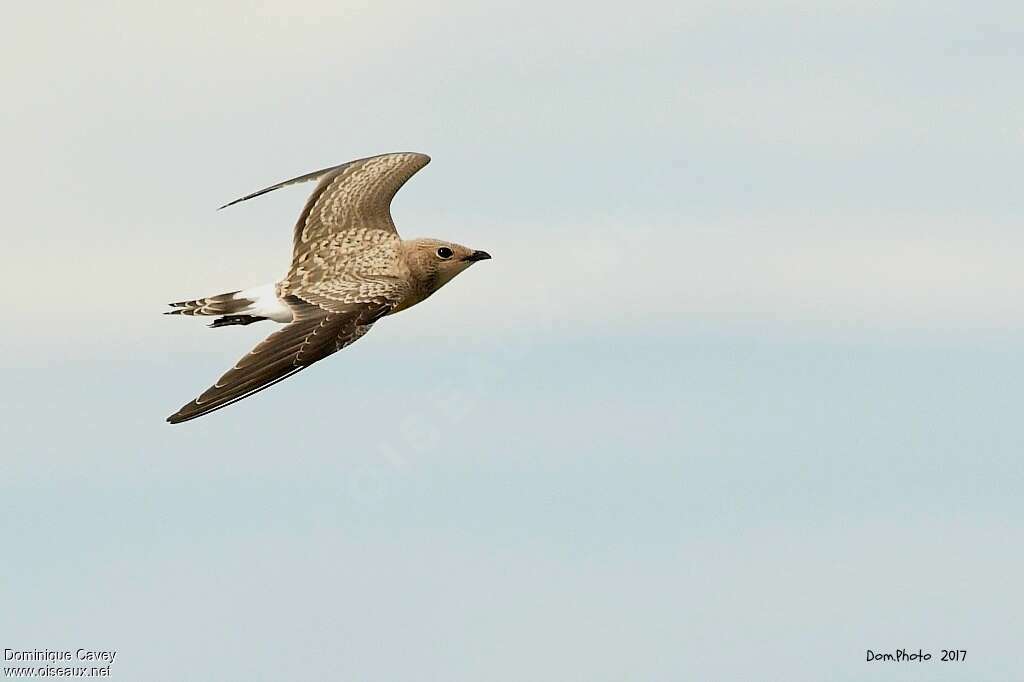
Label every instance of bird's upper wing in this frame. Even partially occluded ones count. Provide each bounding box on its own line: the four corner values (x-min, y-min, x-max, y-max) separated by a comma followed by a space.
219, 152, 431, 270
166, 296, 391, 424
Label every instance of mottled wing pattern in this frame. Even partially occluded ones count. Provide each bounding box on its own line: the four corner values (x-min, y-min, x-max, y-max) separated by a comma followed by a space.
166, 297, 390, 424
288, 153, 432, 260
295, 275, 411, 314
216, 152, 429, 269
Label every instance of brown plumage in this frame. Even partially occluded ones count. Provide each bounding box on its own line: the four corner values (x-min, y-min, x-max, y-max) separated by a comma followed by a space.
166, 152, 490, 424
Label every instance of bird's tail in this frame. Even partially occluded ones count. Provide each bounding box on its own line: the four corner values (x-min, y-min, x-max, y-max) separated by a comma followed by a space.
165, 283, 292, 327
165, 290, 252, 317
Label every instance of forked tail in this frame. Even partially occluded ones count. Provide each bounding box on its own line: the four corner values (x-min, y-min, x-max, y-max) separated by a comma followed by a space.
165, 284, 291, 327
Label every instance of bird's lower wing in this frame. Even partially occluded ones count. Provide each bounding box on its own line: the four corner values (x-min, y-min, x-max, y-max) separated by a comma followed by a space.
167, 298, 385, 424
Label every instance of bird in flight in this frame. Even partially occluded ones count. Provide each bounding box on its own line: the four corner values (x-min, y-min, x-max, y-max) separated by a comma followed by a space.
165, 152, 490, 424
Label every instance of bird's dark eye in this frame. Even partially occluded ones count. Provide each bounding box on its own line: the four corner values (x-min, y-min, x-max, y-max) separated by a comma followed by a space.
436, 247, 454, 260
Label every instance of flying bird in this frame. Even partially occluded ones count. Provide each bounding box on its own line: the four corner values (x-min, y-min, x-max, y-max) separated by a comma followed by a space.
165, 152, 490, 424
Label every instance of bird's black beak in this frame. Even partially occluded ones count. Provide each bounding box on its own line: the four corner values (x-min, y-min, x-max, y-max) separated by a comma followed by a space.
462, 250, 492, 262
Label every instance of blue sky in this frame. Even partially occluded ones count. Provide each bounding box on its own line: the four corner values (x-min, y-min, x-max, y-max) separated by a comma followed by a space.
2, 1, 1023, 680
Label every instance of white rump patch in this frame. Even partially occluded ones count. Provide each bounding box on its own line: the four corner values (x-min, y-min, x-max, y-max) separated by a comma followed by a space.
236, 283, 293, 323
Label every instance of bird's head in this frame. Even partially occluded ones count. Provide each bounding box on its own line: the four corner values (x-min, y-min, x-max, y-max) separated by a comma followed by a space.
402, 238, 491, 295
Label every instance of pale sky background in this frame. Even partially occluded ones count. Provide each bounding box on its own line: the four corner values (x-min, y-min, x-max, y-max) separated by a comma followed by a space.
2, 1, 1023, 680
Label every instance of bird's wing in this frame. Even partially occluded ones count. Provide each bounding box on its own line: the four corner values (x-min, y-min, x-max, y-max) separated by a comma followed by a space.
218, 152, 430, 267
294, 275, 412, 314
166, 296, 390, 424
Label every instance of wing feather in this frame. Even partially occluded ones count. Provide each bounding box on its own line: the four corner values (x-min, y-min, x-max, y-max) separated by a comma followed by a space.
216, 151, 429, 258
166, 298, 388, 424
